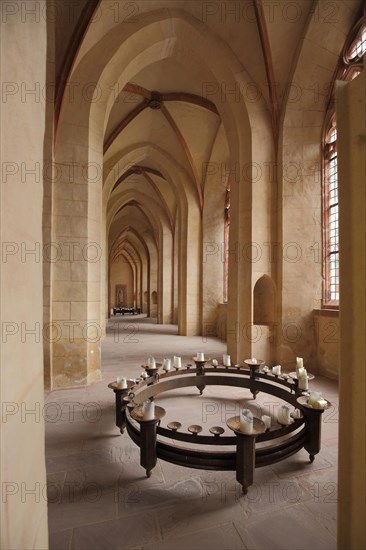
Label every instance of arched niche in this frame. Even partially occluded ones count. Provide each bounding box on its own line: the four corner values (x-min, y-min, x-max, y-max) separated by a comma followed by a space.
253, 275, 276, 326
151, 291, 158, 305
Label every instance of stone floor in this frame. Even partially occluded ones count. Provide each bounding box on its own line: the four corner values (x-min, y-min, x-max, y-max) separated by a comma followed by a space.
47, 316, 338, 550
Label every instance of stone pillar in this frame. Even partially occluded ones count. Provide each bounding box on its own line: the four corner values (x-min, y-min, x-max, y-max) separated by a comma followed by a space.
1, 2, 49, 547
201, 125, 228, 336
336, 70, 366, 550
52, 132, 103, 388
178, 202, 201, 335
158, 228, 173, 324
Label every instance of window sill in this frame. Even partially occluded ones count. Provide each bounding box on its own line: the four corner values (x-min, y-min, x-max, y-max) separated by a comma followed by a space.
313, 308, 339, 317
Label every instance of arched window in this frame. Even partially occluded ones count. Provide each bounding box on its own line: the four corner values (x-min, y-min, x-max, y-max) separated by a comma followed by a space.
323, 15, 365, 306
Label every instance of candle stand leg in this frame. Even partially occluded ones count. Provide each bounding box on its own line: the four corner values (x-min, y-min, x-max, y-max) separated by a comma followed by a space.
235, 433, 257, 495
303, 408, 324, 462
195, 362, 206, 395
114, 389, 128, 434
249, 367, 259, 399
140, 420, 158, 477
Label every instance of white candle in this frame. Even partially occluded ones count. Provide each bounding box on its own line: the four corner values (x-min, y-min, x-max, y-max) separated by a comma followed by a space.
308, 392, 327, 409
308, 391, 322, 407
296, 357, 303, 368
116, 376, 127, 389
173, 356, 182, 369
197, 352, 205, 361
212, 359, 218, 367
298, 375, 308, 390
277, 405, 292, 425
239, 409, 253, 434
251, 358, 257, 364
262, 415, 271, 429
140, 371, 148, 379
223, 354, 231, 366
313, 398, 328, 409
296, 357, 303, 374
291, 409, 302, 419
142, 400, 155, 420
163, 358, 171, 371
297, 367, 305, 379
272, 365, 281, 375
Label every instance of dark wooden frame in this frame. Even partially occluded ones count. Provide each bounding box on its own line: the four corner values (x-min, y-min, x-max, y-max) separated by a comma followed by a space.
109, 364, 328, 494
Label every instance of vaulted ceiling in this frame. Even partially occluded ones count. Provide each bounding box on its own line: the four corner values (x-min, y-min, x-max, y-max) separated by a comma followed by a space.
54, 0, 363, 265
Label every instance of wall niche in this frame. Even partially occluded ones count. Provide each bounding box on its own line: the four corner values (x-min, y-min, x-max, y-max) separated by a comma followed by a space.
253, 275, 276, 325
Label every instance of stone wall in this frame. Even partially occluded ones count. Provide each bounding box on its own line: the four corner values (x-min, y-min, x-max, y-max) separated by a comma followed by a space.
1, 2, 49, 547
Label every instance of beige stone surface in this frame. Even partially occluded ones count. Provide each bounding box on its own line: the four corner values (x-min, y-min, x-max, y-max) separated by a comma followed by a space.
1, 2, 49, 548
336, 70, 366, 550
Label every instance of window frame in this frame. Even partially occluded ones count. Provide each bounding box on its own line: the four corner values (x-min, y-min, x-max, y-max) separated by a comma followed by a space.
322, 13, 365, 309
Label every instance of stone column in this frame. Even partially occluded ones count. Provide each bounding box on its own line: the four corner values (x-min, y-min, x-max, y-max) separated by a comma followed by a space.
336, 70, 366, 550
1, 2, 49, 547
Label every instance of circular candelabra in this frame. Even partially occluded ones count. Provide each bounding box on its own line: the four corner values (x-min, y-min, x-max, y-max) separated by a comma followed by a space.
109, 359, 329, 494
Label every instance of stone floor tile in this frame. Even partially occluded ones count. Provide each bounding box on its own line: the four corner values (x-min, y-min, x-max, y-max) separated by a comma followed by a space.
297, 465, 338, 501
156, 497, 248, 541
143, 522, 245, 550
48, 491, 117, 533
302, 499, 337, 538
49, 529, 73, 550
117, 477, 203, 516
71, 512, 160, 549
234, 503, 336, 550
269, 448, 333, 478
47, 471, 67, 503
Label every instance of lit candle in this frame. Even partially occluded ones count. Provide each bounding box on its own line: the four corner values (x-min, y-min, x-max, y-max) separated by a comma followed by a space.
262, 415, 271, 430
223, 354, 231, 366
173, 356, 182, 369
251, 358, 257, 364
272, 365, 281, 375
239, 408, 253, 434
116, 376, 127, 389
163, 358, 171, 371
142, 400, 155, 420
197, 352, 205, 361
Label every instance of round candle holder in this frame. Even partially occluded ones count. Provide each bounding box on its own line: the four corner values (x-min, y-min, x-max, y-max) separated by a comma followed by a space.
209, 426, 225, 436
108, 379, 135, 391
244, 359, 264, 370
192, 356, 211, 364
188, 424, 202, 435
296, 396, 331, 410
167, 421, 182, 431
143, 363, 162, 378
130, 404, 166, 423
289, 371, 315, 381
226, 416, 266, 436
